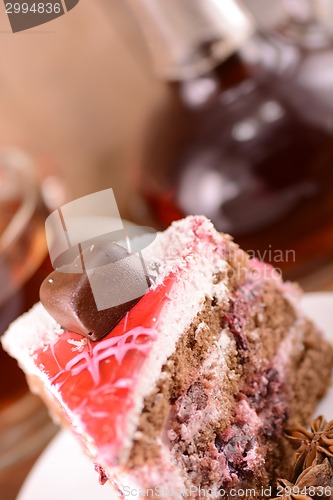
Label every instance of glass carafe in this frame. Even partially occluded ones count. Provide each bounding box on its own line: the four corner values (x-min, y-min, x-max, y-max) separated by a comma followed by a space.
129, 0, 333, 279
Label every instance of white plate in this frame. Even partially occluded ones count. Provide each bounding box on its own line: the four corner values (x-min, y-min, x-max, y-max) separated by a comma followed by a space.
18, 292, 333, 500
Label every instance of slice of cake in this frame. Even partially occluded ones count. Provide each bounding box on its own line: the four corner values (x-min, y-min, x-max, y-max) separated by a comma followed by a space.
2, 216, 333, 498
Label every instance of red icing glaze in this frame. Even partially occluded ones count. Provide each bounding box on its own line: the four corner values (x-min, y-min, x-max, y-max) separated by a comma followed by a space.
33, 274, 176, 467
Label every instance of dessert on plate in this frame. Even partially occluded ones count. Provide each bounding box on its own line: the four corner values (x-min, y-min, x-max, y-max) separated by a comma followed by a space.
2, 216, 333, 498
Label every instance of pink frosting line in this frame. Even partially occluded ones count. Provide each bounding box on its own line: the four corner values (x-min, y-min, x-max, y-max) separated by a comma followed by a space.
65, 326, 157, 386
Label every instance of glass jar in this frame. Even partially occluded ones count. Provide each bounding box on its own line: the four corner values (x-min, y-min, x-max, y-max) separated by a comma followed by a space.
0, 150, 57, 471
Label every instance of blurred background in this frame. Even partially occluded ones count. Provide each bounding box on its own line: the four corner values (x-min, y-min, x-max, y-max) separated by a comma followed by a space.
1, 0, 333, 498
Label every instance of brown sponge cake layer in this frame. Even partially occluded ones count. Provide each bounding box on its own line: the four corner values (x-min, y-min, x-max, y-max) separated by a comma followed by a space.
128, 298, 238, 467
128, 269, 333, 498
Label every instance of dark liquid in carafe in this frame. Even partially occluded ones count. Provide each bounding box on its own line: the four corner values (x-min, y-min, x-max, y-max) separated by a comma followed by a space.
138, 32, 333, 278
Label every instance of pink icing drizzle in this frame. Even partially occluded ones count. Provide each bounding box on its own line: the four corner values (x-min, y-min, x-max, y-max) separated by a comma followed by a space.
65, 327, 157, 386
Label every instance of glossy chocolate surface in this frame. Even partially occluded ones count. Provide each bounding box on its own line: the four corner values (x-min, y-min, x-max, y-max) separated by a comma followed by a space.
40, 242, 150, 341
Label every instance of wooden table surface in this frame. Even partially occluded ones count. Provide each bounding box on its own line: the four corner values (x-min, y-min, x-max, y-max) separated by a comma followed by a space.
0, 1, 333, 499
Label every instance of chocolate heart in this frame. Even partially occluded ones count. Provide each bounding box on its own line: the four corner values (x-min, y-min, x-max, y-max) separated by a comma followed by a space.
40, 242, 150, 341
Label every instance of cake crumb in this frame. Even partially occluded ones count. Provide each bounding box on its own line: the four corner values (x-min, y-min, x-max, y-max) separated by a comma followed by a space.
67, 338, 88, 352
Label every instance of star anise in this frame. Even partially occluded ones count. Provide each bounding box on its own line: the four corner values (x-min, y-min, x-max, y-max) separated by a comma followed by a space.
271, 459, 332, 499
285, 416, 333, 480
